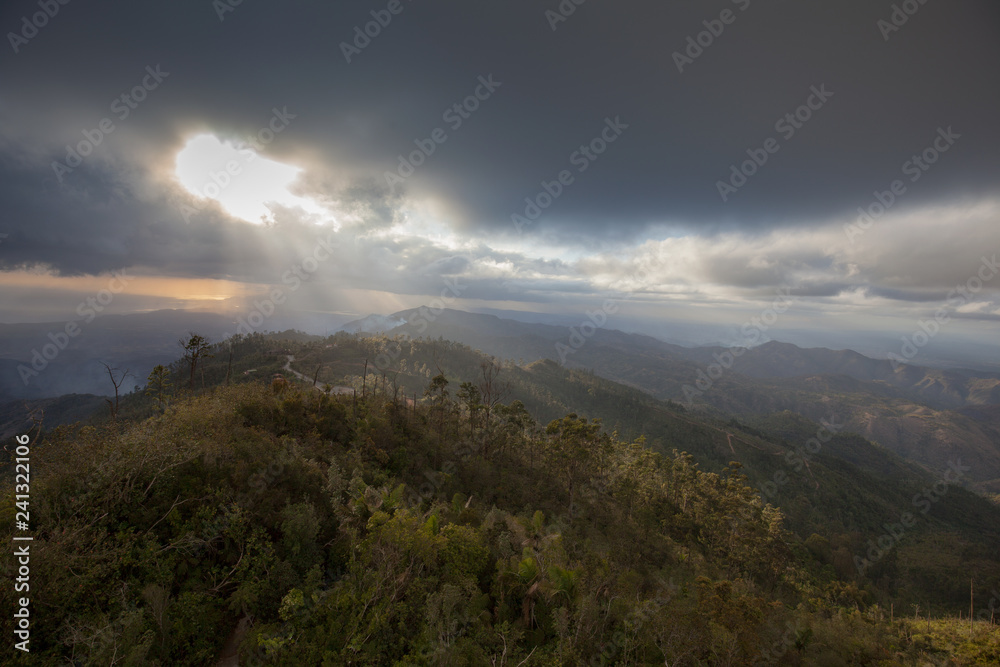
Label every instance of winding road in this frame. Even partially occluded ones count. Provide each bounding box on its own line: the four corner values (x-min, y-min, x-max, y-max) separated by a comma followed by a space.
283, 355, 353, 395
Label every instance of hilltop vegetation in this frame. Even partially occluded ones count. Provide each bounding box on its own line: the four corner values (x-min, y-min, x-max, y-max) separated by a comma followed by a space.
344, 308, 1000, 493
280, 332, 1000, 611
2, 331, 1000, 665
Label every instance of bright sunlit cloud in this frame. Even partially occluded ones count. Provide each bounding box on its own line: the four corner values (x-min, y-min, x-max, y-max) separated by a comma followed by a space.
175, 134, 328, 224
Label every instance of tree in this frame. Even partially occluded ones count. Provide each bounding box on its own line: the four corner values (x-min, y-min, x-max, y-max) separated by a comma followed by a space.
179, 333, 213, 390
477, 358, 509, 424
477, 358, 510, 458
425, 374, 450, 464
145, 364, 173, 412
425, 373, 450, 404
102, 363, 133, 422
495, 400, 535, 465
545, 414, 605, 515
457, 382, 482, 438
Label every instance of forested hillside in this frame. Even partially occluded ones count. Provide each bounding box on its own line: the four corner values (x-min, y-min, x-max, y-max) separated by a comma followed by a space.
341, 309, 1000, 493
2, 331, 1000, 665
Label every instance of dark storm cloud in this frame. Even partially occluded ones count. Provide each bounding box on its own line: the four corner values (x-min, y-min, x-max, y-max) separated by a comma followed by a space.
1, 0, 998, 275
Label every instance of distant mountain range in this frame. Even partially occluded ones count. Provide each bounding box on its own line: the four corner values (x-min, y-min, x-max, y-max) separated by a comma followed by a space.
1, 306, 997, 492
341, 308, 1000, 491
339, 313, 409, 334
339, 308, 1000, 409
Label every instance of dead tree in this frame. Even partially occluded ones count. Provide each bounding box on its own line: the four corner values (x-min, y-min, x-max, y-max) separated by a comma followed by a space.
478, 358, 511, 458
102, 363, 133, 422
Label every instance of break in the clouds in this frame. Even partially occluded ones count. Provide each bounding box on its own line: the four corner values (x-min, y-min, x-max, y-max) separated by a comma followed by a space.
1, 0, 999, 346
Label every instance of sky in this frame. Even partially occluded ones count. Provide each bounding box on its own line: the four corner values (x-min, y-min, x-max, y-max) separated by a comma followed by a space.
1, 0, 999, 356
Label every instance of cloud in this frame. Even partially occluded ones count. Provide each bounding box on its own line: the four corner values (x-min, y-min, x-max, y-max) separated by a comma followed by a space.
1, 0, 999, 351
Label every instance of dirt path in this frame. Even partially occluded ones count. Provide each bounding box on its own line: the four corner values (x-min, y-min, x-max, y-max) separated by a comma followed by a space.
283, 355, 353, 394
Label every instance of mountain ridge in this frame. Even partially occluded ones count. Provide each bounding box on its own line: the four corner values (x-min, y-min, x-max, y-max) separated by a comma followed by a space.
336, 307, 1000, 488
